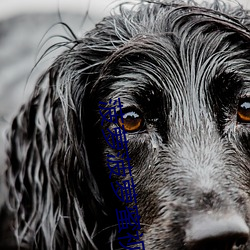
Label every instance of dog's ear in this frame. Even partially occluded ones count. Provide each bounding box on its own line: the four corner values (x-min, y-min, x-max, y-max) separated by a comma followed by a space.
5, 66, 95, 248
3, 17, 124, 249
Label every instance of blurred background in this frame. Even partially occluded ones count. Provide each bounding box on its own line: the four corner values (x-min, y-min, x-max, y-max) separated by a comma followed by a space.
0, 0, 250, 174
0, 0, 119, 171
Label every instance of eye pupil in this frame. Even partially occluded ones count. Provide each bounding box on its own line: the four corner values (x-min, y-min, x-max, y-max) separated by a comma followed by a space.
237, 99, 250, 123
118, 111, 144, 132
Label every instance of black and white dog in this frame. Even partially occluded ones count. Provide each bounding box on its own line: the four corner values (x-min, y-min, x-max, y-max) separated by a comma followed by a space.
2, 0, 250, 249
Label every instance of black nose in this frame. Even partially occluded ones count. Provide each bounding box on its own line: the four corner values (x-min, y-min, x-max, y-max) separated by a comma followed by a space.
185, 213, 249, 250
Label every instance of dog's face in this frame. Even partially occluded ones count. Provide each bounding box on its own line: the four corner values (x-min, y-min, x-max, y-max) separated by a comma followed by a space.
4, 1, 250, 250
88, 3, 250, 250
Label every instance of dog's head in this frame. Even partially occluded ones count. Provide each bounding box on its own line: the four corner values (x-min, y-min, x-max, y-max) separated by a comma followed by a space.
4, 1, 250, 249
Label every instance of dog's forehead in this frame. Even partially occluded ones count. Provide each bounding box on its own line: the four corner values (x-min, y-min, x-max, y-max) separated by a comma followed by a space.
106, 36, 248, 102
102, 6, 250, 104
92, 2, 250, 130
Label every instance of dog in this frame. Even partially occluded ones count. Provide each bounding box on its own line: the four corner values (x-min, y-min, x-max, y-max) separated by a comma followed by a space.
2, 0, 250, 249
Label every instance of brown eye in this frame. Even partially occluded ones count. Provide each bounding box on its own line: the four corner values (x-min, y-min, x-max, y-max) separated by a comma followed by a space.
237, 99, 250, 123
118, 111, 144, 132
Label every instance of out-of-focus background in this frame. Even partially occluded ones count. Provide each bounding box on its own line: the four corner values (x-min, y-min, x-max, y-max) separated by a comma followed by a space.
0, 0, 119, 171
0, 0, 250, 173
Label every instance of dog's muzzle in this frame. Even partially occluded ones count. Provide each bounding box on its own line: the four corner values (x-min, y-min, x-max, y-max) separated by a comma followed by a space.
185, 213, 249, 250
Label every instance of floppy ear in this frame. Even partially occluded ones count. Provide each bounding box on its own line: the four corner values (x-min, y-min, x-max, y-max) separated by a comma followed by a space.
2, 16, 126, 249
5, 65, 98, 249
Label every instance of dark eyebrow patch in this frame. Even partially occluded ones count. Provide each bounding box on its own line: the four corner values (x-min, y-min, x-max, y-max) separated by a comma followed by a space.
208, 71, 243, 132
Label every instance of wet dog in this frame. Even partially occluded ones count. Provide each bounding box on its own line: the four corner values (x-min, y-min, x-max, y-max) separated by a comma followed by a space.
2, 0, 250, 249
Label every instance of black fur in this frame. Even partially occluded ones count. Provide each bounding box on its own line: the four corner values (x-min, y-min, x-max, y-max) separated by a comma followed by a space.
2, 0, 250, 249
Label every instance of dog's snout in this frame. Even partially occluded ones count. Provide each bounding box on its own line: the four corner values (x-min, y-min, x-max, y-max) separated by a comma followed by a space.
185, 213, 249, 250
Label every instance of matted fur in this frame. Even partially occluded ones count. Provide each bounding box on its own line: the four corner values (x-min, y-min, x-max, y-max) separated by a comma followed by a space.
2, 0, 250, 249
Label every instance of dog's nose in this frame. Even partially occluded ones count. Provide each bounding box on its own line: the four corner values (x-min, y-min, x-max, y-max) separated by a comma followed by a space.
185, 213, 249, 250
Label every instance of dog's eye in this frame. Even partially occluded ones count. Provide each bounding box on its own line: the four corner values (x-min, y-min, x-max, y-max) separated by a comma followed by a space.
118, 111, 144, 132
237, 99, 250, 123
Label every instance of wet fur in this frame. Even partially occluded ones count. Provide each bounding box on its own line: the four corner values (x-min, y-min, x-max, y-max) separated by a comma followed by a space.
2, 0, 250, 249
